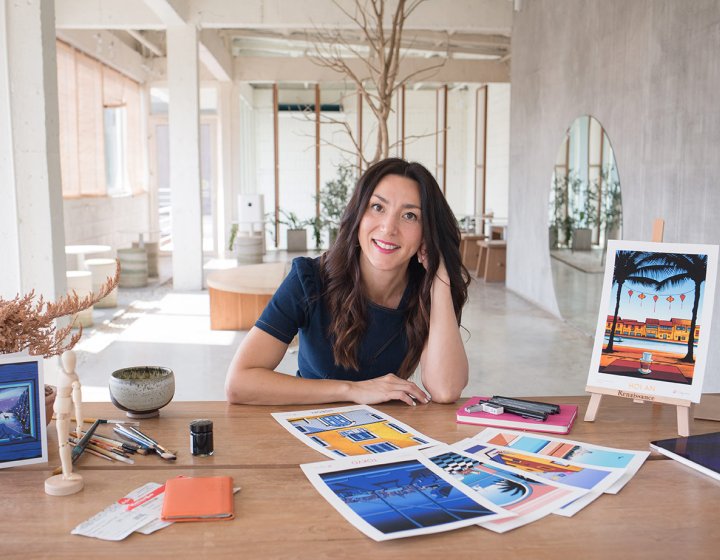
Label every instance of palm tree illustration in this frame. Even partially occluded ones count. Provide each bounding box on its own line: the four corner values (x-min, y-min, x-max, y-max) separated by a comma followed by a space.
605, 251, 659, 353
640, 253, 707, 362
494, 479, 529, 497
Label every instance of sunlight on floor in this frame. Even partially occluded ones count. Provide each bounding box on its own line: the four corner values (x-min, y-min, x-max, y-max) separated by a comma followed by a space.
75, 292, 237, 355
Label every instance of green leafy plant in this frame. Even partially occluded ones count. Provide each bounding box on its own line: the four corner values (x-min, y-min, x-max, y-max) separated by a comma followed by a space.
278, 210, 312, 230
568, 173, 598, 229
548, 173, 569, 248
228, 223, 239, 251
317, 164, 354, 245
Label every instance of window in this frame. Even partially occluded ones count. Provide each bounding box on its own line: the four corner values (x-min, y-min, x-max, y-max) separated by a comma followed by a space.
339, 428, 376, 442
318, 414, 353, 428
363, 442, 399, 453
56, 40, 146, 197
104, 106, 130, 196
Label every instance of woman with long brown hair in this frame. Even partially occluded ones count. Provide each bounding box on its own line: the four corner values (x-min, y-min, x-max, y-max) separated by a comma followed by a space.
225, 158, 470, 406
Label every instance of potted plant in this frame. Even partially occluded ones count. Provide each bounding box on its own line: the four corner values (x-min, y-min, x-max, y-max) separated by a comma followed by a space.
318, 164, 354, 246
228, 223, 263, 264
548, 173, 569, 249
568, 173, 598, 251
278, 210, 311, 252
1, 262, 120, 423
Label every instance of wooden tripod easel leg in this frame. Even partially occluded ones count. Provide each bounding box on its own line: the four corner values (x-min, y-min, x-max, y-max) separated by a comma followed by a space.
676, 404, 692, 437
584, 393, 603, 421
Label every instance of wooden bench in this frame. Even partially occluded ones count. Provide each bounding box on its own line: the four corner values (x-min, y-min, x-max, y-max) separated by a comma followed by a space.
207, 262, 288, 330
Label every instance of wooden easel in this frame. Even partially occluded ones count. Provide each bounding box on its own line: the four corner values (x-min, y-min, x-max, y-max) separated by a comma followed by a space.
584, 218, 694, 436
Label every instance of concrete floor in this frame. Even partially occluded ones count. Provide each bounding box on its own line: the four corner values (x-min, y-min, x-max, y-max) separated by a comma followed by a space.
55, 252, 599, 402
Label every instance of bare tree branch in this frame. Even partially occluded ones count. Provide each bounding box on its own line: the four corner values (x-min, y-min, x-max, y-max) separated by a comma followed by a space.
306, 0, 443, 165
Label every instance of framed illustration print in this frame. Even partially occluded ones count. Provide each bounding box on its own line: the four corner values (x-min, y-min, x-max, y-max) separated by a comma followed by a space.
586, 240, 719, 403
0, 352, 48, 468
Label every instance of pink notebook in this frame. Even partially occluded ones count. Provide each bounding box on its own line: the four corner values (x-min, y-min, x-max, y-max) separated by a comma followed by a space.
456, 397, 578, 434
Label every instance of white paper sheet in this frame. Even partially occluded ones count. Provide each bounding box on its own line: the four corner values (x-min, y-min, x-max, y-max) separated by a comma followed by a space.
421, 444, 586, 532
71, 482, 169, 540
300, 448, 512, 541
455, 438, 624, 516
470, 427, 649, 493
272, 404, 439, 459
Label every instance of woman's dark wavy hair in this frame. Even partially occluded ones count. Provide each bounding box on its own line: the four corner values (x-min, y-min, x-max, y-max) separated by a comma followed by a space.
320, 158, 470, 378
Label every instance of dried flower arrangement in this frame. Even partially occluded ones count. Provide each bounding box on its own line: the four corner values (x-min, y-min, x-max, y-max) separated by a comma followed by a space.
0, 260, 120, 358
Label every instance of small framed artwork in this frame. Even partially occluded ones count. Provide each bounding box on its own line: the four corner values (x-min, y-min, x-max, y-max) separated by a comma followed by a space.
0, 352, 48, 468
587, 240, 719, 403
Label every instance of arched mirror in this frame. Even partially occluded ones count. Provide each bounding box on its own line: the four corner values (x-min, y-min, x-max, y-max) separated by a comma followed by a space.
549, 115, 622, 334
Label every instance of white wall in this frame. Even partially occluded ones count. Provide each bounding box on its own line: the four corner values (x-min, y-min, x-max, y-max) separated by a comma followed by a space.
509, 0, 720, 391
63, 194, 151, 263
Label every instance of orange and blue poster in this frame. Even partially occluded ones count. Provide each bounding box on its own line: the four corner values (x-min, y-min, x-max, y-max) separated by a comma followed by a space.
587, 240, 719, 403
272, 405, 439, 459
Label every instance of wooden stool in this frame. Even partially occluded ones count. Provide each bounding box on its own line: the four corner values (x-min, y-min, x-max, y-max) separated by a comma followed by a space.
460, 234, 486, 271
475, 240, 507, 282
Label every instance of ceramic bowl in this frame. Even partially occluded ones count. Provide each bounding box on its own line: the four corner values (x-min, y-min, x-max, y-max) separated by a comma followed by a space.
45, 384, 57, 426
108, 366, 175, 418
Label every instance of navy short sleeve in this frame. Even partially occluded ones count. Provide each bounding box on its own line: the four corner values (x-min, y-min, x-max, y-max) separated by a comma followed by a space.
255, 256, 408, 381
255, 257, 318, 344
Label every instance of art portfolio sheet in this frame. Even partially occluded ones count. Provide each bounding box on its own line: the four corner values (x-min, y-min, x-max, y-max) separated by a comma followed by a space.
471, 427, 649, 493
300, 449, 511, 541
421, 444, 586, 533
271, 404, 439, 459
586, 240, 719, 403
454, 438, 624, 516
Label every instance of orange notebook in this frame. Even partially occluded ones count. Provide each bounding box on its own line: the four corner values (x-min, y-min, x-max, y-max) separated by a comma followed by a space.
161, 476, 235, 522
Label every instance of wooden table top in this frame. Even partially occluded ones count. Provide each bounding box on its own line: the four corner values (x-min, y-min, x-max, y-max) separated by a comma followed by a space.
4, 396, 720, 558
31, 396, 720, 471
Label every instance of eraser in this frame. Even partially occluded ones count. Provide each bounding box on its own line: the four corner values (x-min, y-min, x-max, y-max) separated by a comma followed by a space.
480, 402, 504, 415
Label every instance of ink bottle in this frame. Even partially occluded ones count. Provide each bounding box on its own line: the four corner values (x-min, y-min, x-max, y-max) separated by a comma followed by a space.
190, 419, 214, 456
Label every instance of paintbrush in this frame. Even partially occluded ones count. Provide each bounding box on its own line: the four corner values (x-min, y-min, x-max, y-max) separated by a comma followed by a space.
52, 416, 140, 426
72, 431, 131, 457
113, 425, 154, 451
68, 436, 135, 465
52, 446, 112, 475
70, 419, 102, 463
126, 426, 176, 461
50, 419, 103, 475
80, 431, 147, 454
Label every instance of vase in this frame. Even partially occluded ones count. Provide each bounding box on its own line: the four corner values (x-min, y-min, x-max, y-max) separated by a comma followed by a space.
45, 384, 56, 425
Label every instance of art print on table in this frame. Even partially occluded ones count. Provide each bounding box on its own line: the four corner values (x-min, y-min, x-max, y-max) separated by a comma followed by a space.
471, 428, 649, 494
0, 353, 48, 468
423, 445, 585, 533
300, 450, 509, 541
587, 240, 718, 403
457, 439, 624, 516
272, 405, 438, 459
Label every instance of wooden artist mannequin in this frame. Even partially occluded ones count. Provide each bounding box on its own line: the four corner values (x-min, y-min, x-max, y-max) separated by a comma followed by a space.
45, 350, 84, 496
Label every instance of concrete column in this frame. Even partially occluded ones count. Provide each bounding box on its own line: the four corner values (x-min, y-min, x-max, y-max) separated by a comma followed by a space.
217, 82, 235, 259
167, 24, 203, 290
0, 0, 65, 300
